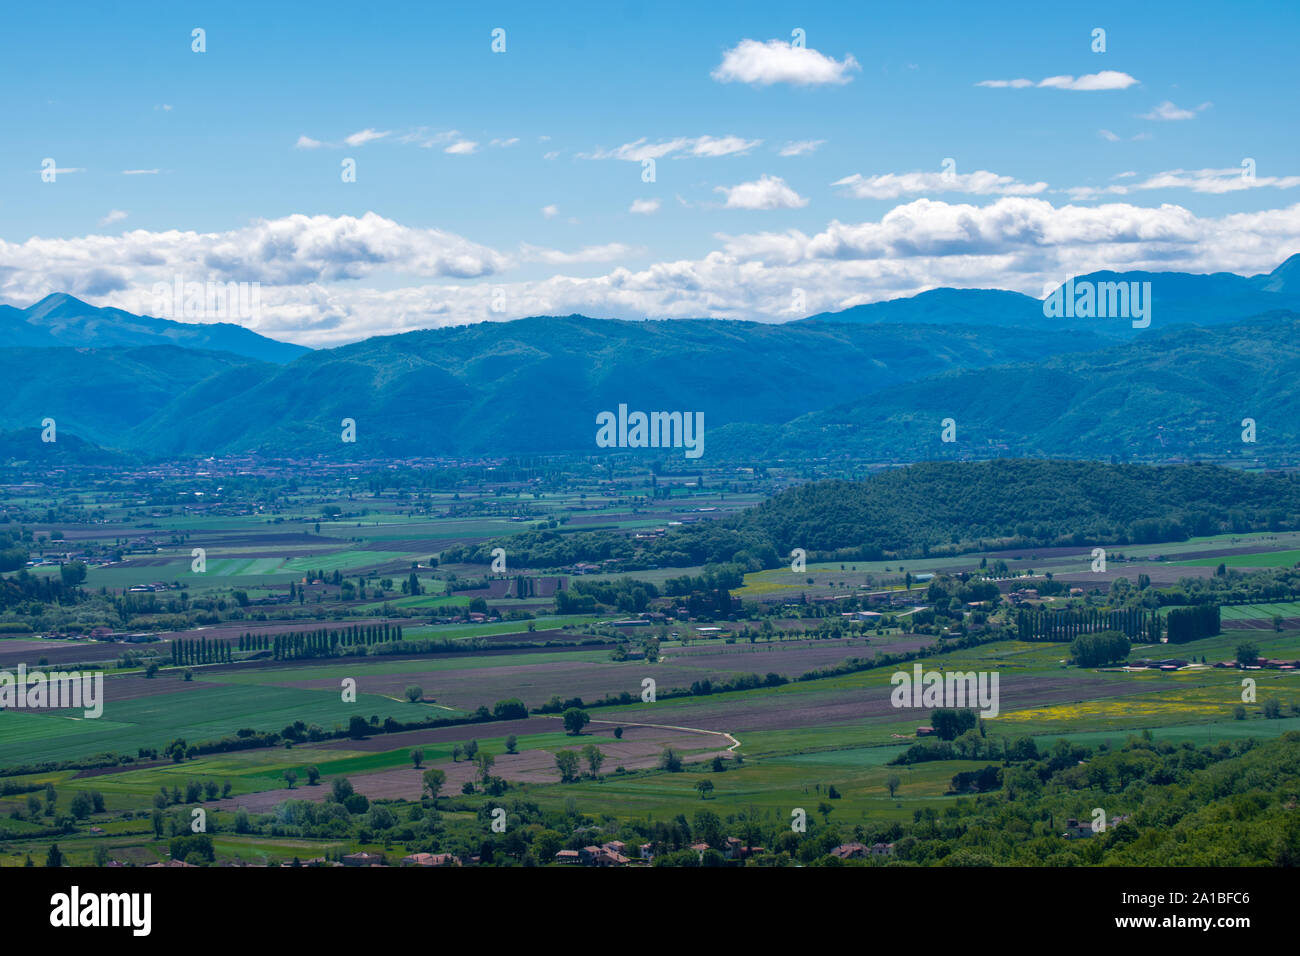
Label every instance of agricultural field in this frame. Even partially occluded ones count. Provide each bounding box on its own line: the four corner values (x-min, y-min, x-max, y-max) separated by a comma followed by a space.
2, 457, 1300, 870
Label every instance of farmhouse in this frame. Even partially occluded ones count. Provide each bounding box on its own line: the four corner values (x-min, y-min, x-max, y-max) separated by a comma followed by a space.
831, 842, 869, 860
401, 852, 460, 867
579, 843, 631, 866
554, 850, 581, 865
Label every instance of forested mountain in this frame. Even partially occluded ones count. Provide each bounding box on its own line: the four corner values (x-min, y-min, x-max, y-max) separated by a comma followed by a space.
3, 256, 1299, 461
46, 316, 1104, 458
0, 346, 267, 450
459, 460, 1300, 569
803, 253, 1300, 336
713, 311, 1300, 461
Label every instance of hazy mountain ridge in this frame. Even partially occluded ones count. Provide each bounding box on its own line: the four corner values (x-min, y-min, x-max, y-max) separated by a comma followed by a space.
1, 293, 309, 363
4, 256, 1300, 462
2, 316, 1108, 459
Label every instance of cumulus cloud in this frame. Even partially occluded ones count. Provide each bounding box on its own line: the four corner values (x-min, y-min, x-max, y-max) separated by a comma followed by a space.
295, 135, 324, 149
629, 198, 661, 214
584, 135, 761, 162
716, 175, 808, 209
978, 71, 1138, 91
8, 201, 1300, 346
1141, 100, 1212, 121
445, 140, 479, 155
833, 169, 1048, 199
712, 39, 860, 86
541, 204, 559, 219
100, 210, 128, 226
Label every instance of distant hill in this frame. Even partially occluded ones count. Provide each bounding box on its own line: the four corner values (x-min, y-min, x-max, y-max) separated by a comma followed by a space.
730, 459, 1300, 555
5, 258, 1300, 463
803, 254, 1300, 336
713, 310, 1300, 461
123, 315, 1107, 458
0, 293, 309, 363
0, 346, 268, 450
0, 429, 133, 467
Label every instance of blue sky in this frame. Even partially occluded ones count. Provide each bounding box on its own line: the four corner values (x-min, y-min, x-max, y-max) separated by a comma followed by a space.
2, 0, 1298, 344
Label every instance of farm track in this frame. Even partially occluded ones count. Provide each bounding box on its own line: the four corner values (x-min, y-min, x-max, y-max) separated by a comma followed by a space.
545, 713, 742, 753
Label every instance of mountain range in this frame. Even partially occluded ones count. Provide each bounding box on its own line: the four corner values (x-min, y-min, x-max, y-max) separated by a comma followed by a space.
0, 293, 308, 363
2, 254, 1297, 463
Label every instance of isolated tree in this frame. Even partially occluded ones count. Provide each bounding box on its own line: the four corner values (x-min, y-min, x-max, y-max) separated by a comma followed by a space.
581, 744, 605, 777
283, 769, 298, 789
451, 743, 463, 763
1237, 642, 1260, 667
304, 768, 319, 786
411, 749, 424, 769
555, 750, 580, 783
696, 780, 714, 799
887, 774, 902, 798
562, 707, 590, 736
476, 752, 495, 785
658, 746, 683, 772
505, 734, 518, 754
422, 769, 446, 802
69, 792, 93, 820
405, 685, 423, 702
45, 844, 64, 868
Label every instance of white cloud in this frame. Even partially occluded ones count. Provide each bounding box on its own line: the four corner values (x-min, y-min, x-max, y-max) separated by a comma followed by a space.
155, 104, 173, 112
295, 135, 324, 150
712, 39, 860, 87
100, 210, 128, 225
122, 169, 160, 175
543, 150, 560, 160
1098, 129, 1120, 142
979, 71, 1138, 91
519, 242, 642, 265
585, 135, 761, 162
445, 140, 479, 155
779, 140, 825, 157
542, 204, 559, 219
629, 198, 661, 215
1067, 166, 1300, 199
716, 175, 808, 210
1140, 100, 1212, 121
13, 200, 1300, 346
344, 128, 390, 147
833, 169, 1048, 200
489, 137, 519, 148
